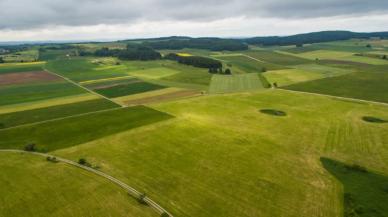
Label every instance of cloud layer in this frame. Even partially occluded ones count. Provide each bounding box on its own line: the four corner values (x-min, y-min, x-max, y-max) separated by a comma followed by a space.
0, 0, 387, 40
1, 0, 388, 29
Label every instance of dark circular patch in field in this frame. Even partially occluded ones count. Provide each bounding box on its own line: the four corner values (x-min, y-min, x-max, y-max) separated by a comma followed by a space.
362, 116, 388, 123
260, 109, 287, 117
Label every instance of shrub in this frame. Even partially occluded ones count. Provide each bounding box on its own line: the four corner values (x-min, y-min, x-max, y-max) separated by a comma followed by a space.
161, 212, 170, 217
224, 68, 232, 75
78, 158, 91, 167
46, 156, 59, 163
138, 193, 148, 205
24, 143, 36, 152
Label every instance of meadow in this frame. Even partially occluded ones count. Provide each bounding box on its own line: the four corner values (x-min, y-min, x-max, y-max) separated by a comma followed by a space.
1, 38, 388, 217
51, 90, 388, 217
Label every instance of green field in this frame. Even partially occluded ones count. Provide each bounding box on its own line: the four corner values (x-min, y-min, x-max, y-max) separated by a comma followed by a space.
2, 38, 388, 217
0, 153, 155, 217
284, 71, 388, 103
0, 99, 118, 128
93, 81, 167, 98
0, 62, 44, 74
0, 106, 173, 152
50, 90, 388, 217
209, 73, 264, 93
0, 81, 87, 106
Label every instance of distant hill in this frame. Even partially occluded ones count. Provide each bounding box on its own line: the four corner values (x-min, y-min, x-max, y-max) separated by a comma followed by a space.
243, 31, 388, 46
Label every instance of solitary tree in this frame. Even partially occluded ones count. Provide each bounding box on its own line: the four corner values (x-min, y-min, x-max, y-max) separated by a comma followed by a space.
0, 57, 4, 63
262, 67, 267, 72
78, 158, 87, 165
383, 55, 387, 60
273, 82, 278, 88
366, 44, 372, 48
224, 68, 232, 75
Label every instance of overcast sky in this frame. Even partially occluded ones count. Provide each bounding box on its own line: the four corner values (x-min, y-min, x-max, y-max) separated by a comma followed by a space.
0, 0, 388, 41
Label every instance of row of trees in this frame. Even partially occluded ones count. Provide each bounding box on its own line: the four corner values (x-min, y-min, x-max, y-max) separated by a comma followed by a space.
244, 31, 388, 46
93, 45, 161, 61
143, 38, 248, 51
165, 53, 222, 69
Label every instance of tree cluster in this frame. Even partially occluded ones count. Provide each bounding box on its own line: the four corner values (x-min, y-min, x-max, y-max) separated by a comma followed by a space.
244, 31, 388, 46
94, 44, 161, 61
165, 53, 222, 69
143, 38, 248, 51
0, 57, 4, 63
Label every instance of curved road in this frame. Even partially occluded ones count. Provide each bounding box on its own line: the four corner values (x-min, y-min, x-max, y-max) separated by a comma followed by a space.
0, 149, 173, 217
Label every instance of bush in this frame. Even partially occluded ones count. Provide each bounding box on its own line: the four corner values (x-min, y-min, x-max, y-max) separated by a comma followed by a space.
46, 156, 59, 163
224, 68, 232, 75
24, 143, 36, 152
161, 213, 170, 217
78, 158, 91, 167
138, 193, 148, 205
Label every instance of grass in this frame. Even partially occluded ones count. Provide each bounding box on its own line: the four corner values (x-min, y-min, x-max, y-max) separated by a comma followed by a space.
242, 50, 312, 66
0, 94, 99, 114
0, 106, 173, 152
93, 81, 167, 98
0, 62, 44, 74
0, 153, 156, 217
128, 67, 180, 79
293, 50, 354, 60
51, 90, 388, 217
1, 49, 39, 63
0, 99, 119, 128
0, 81, 87, 106
263, 69, 326, 87
215, 55, 285, 73
284, 71, 388, 103
209, 73, 264, 94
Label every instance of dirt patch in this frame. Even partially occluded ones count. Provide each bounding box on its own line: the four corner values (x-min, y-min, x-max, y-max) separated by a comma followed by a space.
124, 90, 201, 105
0, 71, 61, 86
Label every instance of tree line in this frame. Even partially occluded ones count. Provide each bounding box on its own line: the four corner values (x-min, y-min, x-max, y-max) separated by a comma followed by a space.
91, 44, 161, 61
143, 38, 248, 51
164, 53, 222, 69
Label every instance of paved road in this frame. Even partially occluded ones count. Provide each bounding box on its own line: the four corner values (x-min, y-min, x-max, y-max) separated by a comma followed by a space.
0, 149, 173, 217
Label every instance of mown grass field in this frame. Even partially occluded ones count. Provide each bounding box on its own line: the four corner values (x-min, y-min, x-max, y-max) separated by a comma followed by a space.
93, 81, 167, 98
242, 50, 312, 65
51, 90, 388, 217
0, 99, 118, 128
0, 106, 173, 152
284, 71, 388, 103
214, 54, 286, 73
0, 153, 155, 217
209, 73, 265, 93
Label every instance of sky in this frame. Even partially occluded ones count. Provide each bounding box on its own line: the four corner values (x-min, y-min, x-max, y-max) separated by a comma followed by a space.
0, 0, 388, 41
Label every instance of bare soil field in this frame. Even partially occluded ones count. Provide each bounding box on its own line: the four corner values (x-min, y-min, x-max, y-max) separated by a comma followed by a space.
0, 71, 61, 86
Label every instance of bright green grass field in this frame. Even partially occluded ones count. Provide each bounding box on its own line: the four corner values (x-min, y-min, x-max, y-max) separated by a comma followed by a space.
45, 58, 130, 82
0, 153, 155, 217
0, 106, 173, 152
263, 64, 353, 87
0, 99, 118, 129
94, 81, 167, 98
0, 81, 87, 106
242, 50, 312, 66
215, 55, 286, 73
284, 71, 388, 103
0, 62, 44, 74
209, 73, 264, 94
51, 90, 388, 217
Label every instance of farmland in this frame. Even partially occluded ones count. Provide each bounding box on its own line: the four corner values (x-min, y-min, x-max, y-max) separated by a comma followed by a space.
1, 37, 388, 217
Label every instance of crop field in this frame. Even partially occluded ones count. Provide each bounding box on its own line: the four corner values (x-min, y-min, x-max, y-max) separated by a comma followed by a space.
0, 99, 118, 129
91, 79, 167, 98
284, 71, 388, 103
214, 54, 286, 73
0, 49, 39, 62
1, 38, 388, 217
0, 106, 173, 152
49, 90, 388, 217
209, 73, 264, 93
242, 50, 312, 65
0, 62, 44, 74
0, 153, 155, 217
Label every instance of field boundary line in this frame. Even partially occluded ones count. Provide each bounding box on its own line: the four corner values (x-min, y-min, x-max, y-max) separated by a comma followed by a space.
241, 54, 266, 63
0, 149, 174, 217
279, 88, 388, 107
0, 107, 122, 131
43, 68, 124, 107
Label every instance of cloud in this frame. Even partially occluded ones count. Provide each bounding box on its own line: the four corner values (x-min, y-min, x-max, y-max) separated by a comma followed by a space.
0, 0, 388, 30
